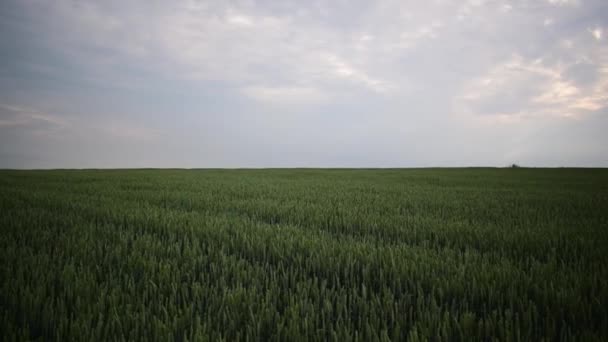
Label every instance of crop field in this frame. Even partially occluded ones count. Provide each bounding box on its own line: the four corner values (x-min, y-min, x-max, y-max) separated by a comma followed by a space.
1, 168, 607, 341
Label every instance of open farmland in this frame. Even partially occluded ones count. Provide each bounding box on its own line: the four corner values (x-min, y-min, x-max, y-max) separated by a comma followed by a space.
1, 168, 607, 341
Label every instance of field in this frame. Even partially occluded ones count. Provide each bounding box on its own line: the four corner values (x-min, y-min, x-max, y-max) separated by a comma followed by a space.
1, 168, 607, 341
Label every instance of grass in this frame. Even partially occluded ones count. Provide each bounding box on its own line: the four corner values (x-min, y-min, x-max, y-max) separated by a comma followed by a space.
1, 168, 607, 341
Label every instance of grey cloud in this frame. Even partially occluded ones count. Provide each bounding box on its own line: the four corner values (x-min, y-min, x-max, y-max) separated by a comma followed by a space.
563, 61, 599, 88
1, 0, 607, 168
0, 104, 66, 130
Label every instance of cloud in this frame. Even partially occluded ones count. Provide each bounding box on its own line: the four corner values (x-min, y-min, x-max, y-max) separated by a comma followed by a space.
589, 27, 603, 40
456, 10, 608, 121
226, 14, 254, 27
323, 54, 392, 93
459, 53, 608, 120
2, 0, 608, 167
242, 86, 327, 106
0, 104, 67, 129
546, 0, 579, 6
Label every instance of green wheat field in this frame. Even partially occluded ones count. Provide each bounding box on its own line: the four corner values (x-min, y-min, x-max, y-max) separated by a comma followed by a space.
1, 168, 607, 341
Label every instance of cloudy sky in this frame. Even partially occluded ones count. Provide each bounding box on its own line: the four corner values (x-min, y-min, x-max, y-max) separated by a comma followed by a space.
1, 0, 607, 168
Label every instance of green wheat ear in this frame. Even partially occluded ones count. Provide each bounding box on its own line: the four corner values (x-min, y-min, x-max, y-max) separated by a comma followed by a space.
0, 168, 606, 341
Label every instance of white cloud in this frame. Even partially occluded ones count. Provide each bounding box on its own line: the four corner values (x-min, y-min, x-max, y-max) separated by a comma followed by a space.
324, 54, 392, 93
589, 27, 603, 40
459, 52, 608, 120
0, 104, 67, 128
227, 14, 254, 26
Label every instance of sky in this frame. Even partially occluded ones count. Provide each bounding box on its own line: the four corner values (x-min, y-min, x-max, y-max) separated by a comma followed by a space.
0, 0, 607, 168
